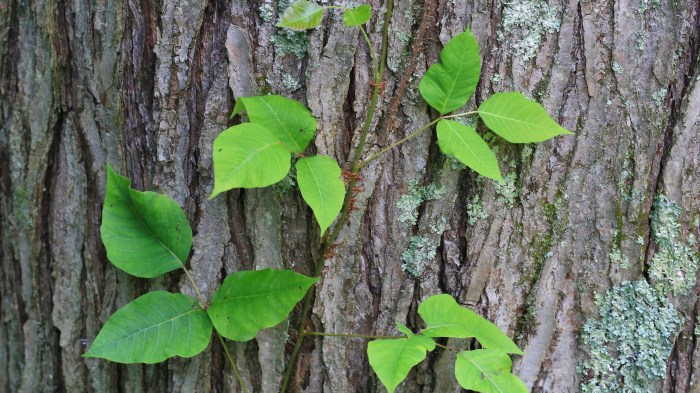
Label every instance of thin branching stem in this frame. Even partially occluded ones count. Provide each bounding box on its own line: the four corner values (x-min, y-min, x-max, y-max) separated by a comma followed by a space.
303, 331, 404, 340
356, 118, 440, 170
217, 332, 249, 393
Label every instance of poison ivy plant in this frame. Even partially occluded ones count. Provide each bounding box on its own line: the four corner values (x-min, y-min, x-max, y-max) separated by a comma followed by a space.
91, 1, 573, 392
367, 294, 526, 393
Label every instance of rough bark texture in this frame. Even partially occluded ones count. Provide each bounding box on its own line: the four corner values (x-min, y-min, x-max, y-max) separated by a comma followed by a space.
1, 0, 700, 392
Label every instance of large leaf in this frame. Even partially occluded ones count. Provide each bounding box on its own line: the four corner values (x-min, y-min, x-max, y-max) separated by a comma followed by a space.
436, 120, 502, 181
101, 165, 191, 278
343, 4, 371, 26
296, 156, 345, 236
277, 0, 324, 31
477, 92, 573, 143
210, 123, 291, 197
418, 294, 523, 355
232, 95, 317, 153
419, 31, 481, 114
84, 291, 212, 363
367, 334, 436, 393
455, 350, 528, 393
208, 269, 318, 341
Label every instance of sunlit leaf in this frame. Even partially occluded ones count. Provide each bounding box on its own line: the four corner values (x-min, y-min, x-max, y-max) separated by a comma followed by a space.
296, 156, 345, 236
84, 292, 212, 363
436, 120, 502, 181
208, 269, 318, 341
419, 31, 481, 114
478, 92, 573, 143
101, 165, 191, 278
418, 294, 523, 355
278, 0, 324, 31
231, 95, 317, 153
367, 334, 436, 393
343, 4, 371, 27
210, 123, 291, 197
455, 349, 528, 393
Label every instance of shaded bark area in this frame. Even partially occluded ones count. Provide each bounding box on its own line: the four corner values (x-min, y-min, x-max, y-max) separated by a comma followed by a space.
1, 0, 700, 392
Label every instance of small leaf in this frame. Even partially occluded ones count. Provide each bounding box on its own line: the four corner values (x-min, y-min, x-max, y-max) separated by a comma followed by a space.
343, 4, 371, 27
84, 291, 212, 363
419, 31, 481, 114
208, 269, 318, 341
477, 92, 573, 143
296, 156, 345, 236
278, 0, 324, 31
367, 334, 435, 393
232, 95, 317, 153
418, 294, 523, 355
396, 322, 413, 337
455, 349, 528, 393
436, 120, 502, 181
210, 123, 291, 198
101, 165, 191, 278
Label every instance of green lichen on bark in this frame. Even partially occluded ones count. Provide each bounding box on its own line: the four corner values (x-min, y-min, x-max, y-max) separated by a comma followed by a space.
396, 180, 446, 225
579, 280, 683, 392
498, 0, 561, 62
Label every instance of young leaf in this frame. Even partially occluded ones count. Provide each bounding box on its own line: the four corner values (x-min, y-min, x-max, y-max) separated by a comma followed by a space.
418, 294, 523, 355
342, 4, 371, 27
231, 95, 317, 153
277, 0, 324, 31
455, 349, 528, 393
367, 334, 436, 393
210, 123, 291, 198
419, 31, 481, 114
295, 156, 345, 236
207, 269, 318, 341
84, 291, 212, 363
436, 120, 502, 182
101, 165, 191, 278
477, 92, 573, 143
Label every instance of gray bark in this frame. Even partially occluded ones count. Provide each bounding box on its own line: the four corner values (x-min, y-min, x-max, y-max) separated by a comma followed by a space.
1, 0, 699, 392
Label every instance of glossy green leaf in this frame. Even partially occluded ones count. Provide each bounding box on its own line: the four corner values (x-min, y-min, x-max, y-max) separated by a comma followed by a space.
231, 95, 317, 153
210, 123, 291, 197
418, 294, 523, 355
277, 0, 324, 31
84, 292, 212, 363
436, 120, 502, 181
208, 269, 318, 341
296, 156, 345, 236
478, 92, 573, 143
101, 165, 191, 278
419, 31, 481, 114
367, 334, 436, 393
342, 4, 371, 26
455, 349, 528, 393
396, 322, 413, 337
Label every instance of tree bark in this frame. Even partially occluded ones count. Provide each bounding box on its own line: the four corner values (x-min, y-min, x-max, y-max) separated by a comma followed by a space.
1, 0, 699, 392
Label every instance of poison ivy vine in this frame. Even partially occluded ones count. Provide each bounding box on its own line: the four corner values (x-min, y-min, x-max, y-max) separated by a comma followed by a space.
86, 1, 572, 392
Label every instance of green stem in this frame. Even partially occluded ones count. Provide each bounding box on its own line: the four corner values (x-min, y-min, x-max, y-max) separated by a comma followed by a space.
434, 342, 460, 353
440, 110, 478, 120
217, 332, 249, 393
359, 25, 379, 81
279, 1, 395, 392
356, 118, 440, 170
179, 265, 208, 309
303, 331, 404, 340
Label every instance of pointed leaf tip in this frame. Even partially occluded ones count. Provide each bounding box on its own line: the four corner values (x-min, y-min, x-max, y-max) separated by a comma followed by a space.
296, 156, 345, 236
278, 0, 324, 31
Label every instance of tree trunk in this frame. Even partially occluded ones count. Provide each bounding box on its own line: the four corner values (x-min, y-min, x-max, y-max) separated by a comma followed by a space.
1, 0, 699, 392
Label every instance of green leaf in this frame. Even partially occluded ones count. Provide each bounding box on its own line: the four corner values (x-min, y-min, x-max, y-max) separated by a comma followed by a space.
277, 0, 324, 31
436, 120, 502, 181
84, 291, 212, 363
232, 95, 317, 153
418, 294, 523, 355
208, 269, 318, 341
455, 349, 528, 393
210, 123, 291, 198
477, 92, 573, 143
367, 334, 436, 393
342, 4, 371, 26
419, 31, 481, 114
396, 322, 413, 337
101, 165, 191, 278
295, 156, 345, 236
